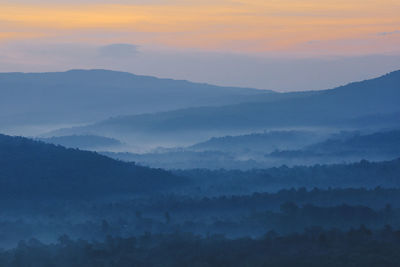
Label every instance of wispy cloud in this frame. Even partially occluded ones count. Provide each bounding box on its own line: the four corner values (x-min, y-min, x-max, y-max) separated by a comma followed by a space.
1, 41, 400, 92
0, 1, 399, 54
98, 44, 139, 58
377, 30, 400, 36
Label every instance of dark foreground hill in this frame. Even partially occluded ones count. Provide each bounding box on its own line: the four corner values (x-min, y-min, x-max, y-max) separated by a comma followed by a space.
0, 134, 182, 199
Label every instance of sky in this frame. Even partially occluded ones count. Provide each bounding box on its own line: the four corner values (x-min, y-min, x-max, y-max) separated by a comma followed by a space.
0, 0, 400, 91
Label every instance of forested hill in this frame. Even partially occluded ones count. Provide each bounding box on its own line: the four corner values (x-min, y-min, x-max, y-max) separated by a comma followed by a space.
0, 134, 182, 199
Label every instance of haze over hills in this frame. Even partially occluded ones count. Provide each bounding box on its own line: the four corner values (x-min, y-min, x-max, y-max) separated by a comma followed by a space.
50, 70, 400, 148
267, 130, 400, 165
174, 158, 400, 194
0, 69, 279, 134
1, 70, 400, 264
102, 130, 400, 170
3, 0, 400, 263
304, 130, 400, 156
189, 130, 400, 158
188, 130, 323, 153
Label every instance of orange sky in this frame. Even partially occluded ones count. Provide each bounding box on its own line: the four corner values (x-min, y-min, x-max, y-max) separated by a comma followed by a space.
1, 0, 400, 55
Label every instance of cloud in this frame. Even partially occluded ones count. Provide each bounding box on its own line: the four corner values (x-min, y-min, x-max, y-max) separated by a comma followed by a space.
3, 0, 178, 4
377, 30, 400, 36
306, 40, 321, 45
1, 40, 400, 92
2, 1, 400, 54
98, 44, 139, 58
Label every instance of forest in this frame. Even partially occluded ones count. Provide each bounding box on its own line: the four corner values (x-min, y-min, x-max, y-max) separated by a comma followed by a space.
1, 226, 400, 267
0, 69, 399, 266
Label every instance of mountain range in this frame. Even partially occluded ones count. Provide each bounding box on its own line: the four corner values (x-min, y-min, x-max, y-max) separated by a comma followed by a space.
48, 70, 400, 147
102, 130, 400, 170
0, 69, 276, 132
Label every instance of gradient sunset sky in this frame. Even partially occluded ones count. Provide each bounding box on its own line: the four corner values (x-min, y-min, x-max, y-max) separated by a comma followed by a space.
1, 0, 400, 90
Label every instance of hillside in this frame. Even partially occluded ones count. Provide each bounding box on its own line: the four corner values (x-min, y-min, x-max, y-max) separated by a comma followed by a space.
0, 134, 182, 199
189, 130, 322, 153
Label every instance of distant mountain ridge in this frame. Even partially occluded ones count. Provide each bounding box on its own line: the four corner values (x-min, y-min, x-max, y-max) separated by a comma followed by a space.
102, 130, 400, 170
189, 130, 322, 153
0, 69, 276, 130
270, 130, 400, 159
38, 135, 122, 150
51, 70, 400, 146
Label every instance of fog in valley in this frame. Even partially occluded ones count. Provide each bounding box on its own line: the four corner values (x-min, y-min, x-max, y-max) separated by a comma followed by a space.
0, 69, 399, 266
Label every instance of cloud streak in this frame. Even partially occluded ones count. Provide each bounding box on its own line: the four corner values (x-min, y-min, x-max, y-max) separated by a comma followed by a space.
0, 0, 399, 89
0, 1, 399, 54
1, 41, 400, 91
378, 30, 400, 36
98, 44, 139, 58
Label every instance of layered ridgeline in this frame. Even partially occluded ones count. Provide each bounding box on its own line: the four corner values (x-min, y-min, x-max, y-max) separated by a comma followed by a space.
37, 135, 123, 150
50, 70, 400, 146
0, 69, 276, 130
188, 130, 324, 153
270, 130, 400, 159
1, 133, 399, 200
173, 158, 400, 195
102, 130, 400, 169
0, 134, 183, 199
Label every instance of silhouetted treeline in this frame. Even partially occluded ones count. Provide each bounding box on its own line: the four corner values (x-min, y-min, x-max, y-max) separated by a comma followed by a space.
120, 187, 400, 214
175, 158, 400, 195
189, 130, 320, 153
2, 188, 400, 247
1, 226, 400, 267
